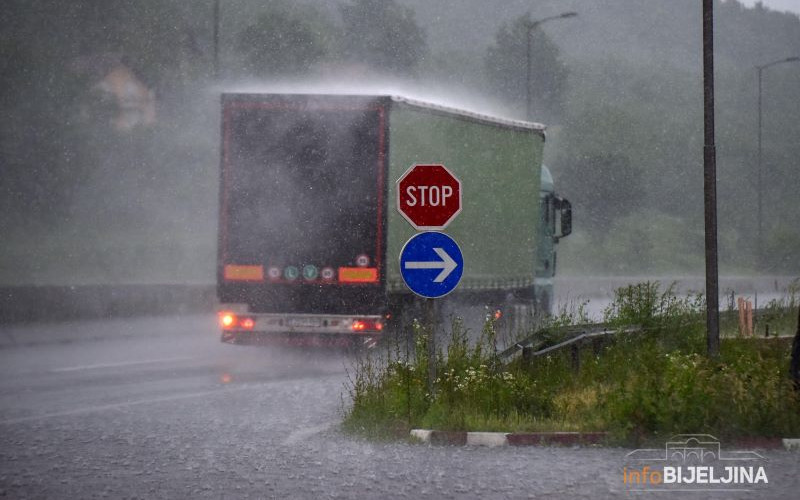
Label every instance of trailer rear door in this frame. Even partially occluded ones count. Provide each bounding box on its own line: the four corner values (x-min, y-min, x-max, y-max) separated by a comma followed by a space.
218, 94, 387, 314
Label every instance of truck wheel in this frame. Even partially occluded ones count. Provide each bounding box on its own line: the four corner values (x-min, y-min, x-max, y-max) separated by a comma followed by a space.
384, 298, 418, 352
536, 291, 551, 320
502, 300, 535, 341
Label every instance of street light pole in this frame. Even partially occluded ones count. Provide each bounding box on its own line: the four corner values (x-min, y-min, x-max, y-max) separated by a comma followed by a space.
213, 0, 221, 79
756, 56, 800, 268
524, 12, 577, 119
702, 0, 720, 358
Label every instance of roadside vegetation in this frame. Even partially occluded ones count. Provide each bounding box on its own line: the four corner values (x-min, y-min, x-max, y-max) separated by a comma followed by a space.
342, 281, 800, 445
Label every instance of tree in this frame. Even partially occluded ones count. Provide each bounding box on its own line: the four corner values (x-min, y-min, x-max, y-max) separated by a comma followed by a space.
0, 0, 203, 226
236, 2, 335, 78
558, 152, 643, 237
72, 0, 201, 91
339, 0, 427, 76
485, 13, 568, 122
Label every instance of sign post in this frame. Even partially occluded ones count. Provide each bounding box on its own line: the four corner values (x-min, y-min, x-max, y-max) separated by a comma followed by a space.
397, 164, 464, 396
399, 231, 464, 396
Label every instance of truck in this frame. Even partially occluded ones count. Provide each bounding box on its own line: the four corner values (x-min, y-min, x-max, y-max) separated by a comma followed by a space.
216, 93, 571, 346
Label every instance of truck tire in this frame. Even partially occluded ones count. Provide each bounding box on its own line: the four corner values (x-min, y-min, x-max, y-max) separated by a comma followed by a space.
502, 299, 536, 342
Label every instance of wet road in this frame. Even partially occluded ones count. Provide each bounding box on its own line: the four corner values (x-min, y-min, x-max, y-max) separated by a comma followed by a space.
1, 315, 798, 499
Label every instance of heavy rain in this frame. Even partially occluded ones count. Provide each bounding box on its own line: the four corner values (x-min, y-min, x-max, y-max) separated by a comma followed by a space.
1, 1, 800, 498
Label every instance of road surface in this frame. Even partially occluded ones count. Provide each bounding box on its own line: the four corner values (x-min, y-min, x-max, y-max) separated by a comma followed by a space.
1, 315, 798, 499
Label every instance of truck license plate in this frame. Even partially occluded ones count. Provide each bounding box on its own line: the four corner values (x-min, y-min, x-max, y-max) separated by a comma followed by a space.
287, 317, 322, 328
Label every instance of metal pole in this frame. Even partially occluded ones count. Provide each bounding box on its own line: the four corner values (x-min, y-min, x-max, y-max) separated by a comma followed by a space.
426, 299, 436, 397
757, 66, 763, 267
754, 56, 800, 270
703, 0, 720, 358
526, 27, 532, 119
522, 12, 577, 121
213, 0, 220, 79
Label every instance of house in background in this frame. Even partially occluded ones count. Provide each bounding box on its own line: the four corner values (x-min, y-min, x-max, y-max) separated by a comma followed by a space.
72, 52, 156, 131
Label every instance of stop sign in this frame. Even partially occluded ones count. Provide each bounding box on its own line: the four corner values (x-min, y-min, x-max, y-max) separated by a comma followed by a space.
396, 164, 462, 230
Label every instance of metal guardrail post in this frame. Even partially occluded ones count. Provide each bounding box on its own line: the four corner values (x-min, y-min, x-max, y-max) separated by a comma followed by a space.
522, 346, 532, 364
570, 344, 580, 372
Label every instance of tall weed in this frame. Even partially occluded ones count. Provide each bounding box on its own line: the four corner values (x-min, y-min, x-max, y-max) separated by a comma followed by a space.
343, 282, 800, 442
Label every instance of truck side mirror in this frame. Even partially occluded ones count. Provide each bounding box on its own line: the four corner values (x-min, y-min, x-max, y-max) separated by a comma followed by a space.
554, 197, 572, 239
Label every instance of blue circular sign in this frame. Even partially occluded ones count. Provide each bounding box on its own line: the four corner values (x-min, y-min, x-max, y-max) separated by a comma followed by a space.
400, 232, 463, 298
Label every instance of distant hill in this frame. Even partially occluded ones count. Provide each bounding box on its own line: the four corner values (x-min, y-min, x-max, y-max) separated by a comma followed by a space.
402, 0, 800, 72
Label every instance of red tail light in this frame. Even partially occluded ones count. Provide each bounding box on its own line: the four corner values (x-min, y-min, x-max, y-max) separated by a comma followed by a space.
219, 312, 255, 331
351, 319, 383, 333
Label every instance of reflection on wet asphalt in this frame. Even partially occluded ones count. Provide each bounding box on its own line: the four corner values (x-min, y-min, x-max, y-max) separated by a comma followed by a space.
1, 315, 798, 499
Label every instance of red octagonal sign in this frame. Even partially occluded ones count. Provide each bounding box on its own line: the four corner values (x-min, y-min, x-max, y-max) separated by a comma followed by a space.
397, 164, 462, 230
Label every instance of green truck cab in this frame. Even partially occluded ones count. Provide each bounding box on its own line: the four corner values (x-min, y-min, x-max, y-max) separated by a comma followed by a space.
535, 165, 572, 315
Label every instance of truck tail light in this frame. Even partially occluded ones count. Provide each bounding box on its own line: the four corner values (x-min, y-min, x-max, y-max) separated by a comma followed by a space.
351, 319, 383, 333
220, 312, 237, 329
219, 313, 255, 330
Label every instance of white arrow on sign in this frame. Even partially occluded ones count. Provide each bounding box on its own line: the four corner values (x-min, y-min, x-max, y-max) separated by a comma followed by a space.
404, 247, 458, 283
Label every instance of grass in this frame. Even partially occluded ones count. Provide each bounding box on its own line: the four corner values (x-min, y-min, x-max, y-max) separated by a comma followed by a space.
342, 281, 800, 444
759, 278, 800, 336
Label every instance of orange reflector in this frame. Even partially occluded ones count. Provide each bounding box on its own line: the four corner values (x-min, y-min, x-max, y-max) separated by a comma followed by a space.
240, 318, 255, 330
338, 267, 378, 283
224, 264, 264, 281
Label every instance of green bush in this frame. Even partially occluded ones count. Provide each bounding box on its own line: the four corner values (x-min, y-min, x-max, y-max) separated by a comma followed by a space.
342, 282, 800, 443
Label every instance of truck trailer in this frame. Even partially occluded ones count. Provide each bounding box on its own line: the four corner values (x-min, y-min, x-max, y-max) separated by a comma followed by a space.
216, 93, 571, 345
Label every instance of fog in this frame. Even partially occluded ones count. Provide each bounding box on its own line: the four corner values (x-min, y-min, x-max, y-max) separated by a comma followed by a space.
219, 77, 524, 125
2, 0, 799, 286
2, 4, 800, 498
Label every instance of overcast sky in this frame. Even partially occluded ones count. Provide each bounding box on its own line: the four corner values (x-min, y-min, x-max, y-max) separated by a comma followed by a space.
740, 0, 800, 15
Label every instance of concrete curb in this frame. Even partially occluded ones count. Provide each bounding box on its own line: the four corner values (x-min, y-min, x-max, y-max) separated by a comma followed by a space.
410, 430, 608, 447
410, 430, 800, 450
783, 438, 800, 451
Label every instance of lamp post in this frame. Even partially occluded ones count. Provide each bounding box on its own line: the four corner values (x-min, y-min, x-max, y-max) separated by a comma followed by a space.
756, 56, 800, 267
213, 0, 221, 79
702, 0, 720, 358
524, 12, 577, 118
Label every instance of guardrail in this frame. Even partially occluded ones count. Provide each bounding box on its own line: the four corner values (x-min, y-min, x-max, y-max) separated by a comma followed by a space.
502, 310, 799, 382
0, 285, 216, 323
499, 323, 643, 370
